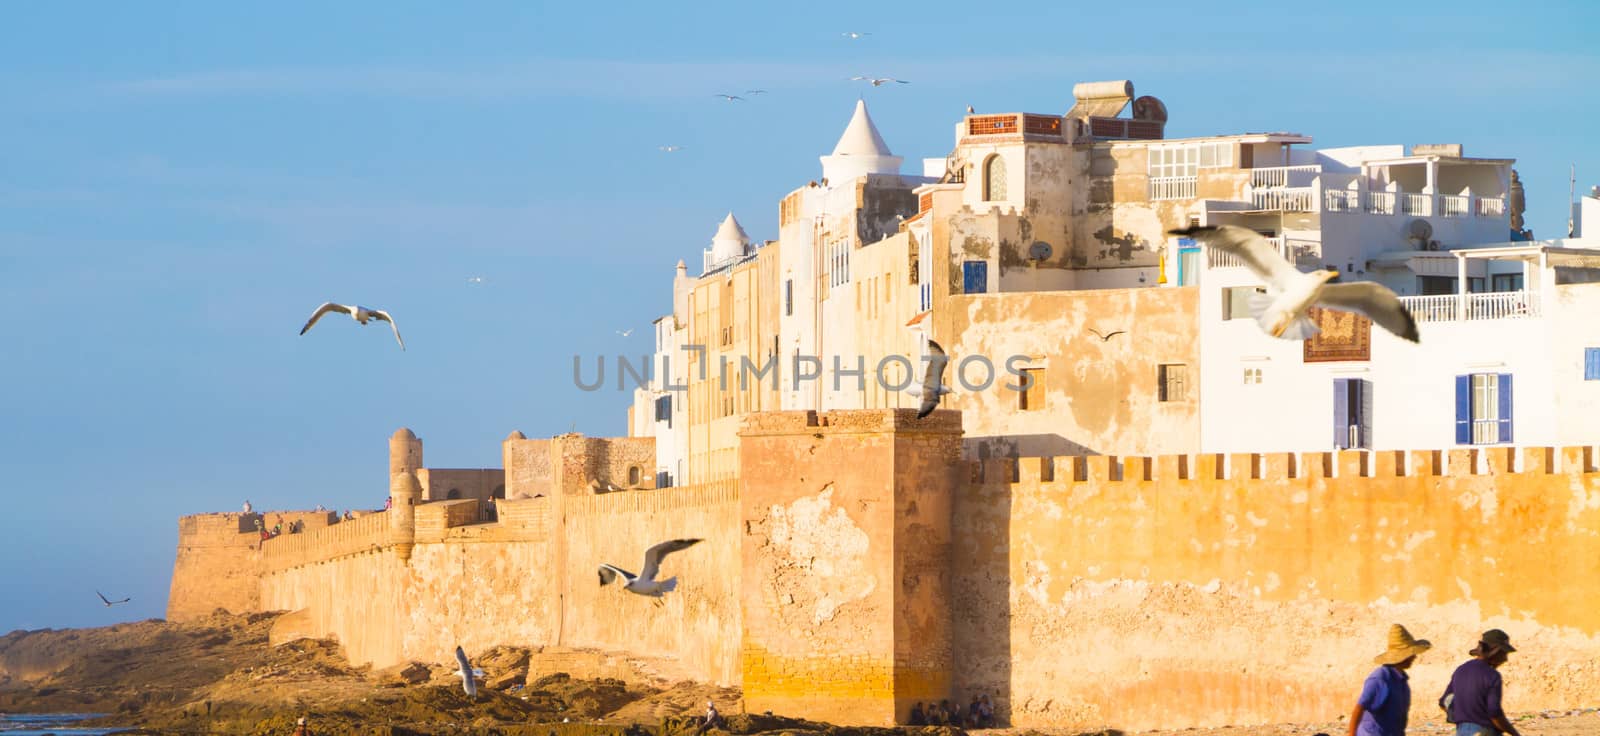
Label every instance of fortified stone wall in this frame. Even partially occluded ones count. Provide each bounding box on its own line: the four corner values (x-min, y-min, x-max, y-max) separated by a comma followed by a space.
170, 416, 1600, 732
167, 510, 336, 622
418, 468, 504, 502
953, 446, 1600, 732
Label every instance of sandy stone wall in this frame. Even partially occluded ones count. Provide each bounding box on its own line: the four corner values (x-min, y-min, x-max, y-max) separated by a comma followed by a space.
418, 468, 504, 502
953, 447, 1600, 732
167, 511, 337, 622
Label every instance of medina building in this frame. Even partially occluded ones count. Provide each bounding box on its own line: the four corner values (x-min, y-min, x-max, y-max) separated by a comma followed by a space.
629, 80, 1600, 487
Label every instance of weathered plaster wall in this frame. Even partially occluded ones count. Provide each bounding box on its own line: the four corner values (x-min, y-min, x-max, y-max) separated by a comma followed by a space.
418, 468, 505, 502
739, 410, 962, 727
503, 436, 554, 498
953, 447, 1600, 732
941, 286, 1201, 459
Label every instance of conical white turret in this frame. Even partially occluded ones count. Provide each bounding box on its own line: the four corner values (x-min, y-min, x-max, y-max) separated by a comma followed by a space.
820, 99, 902, 183
703, 212, 750, 272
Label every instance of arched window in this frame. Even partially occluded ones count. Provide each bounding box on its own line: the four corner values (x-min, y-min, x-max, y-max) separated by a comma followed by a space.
627, 466, 642, 487
446, 489, 461, 500
983, 154, 1007, 201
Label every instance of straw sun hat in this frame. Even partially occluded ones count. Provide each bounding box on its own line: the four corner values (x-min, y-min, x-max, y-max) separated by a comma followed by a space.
1374, 624, 1432, 665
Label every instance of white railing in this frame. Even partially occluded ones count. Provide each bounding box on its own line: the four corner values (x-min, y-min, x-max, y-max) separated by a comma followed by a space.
1365, 191, 1396, 215
1398, 294, 1457, 322
1475, 197, 1505, 217
1439, 194, 1471, 217
1469, 290, 1539, 319
1249, 165, 1322, 189
1208, 235, 1284, 268
1324, 189, 1361, 212
1150, 175, 1196, 200
1399, 291, 1540, 323
1472, 420, 1500, 445
1401, 193, 1432, 216
1251, 187, 1315, 212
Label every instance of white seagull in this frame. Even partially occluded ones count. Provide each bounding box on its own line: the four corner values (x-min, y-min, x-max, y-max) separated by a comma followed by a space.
1171, 225, 1420, 343
454, 646, 484, 699
842, 32, 871, 39
616, 328, 634, 337
466, 276, 485, 284
713, 94, 745, 102
299, 302, 406, 350
598, 538, 703, 606
96, 591, 130, 607
658, 145, 683, 153
904, 340, 952, 419
852, 76, 909, 87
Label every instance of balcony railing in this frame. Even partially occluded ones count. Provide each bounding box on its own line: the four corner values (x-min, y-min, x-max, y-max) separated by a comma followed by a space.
1401, 193, 1432, 216
1398, 290, 1540, 323
1209, 235, 1284, 268
1249, 165, 1322, 189
1439, 194, 1471, 217
1476, 197, 1505, 217
1150, 175, 1196, 200
1251, 187, 1315, 212
1325, 189, 1361, 212
1365, 191, 1396, 215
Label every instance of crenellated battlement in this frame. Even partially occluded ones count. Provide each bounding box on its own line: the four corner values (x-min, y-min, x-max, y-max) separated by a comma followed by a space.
967, 445, 1600, 485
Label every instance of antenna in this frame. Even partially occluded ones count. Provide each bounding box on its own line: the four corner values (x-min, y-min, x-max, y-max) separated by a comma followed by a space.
1571, 164, 1578, 237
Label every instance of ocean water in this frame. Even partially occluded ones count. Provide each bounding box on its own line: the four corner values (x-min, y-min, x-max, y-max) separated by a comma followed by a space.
0, 713, 122, 735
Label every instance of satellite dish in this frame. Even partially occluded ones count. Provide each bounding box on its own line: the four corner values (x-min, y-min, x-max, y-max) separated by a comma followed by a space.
1028, 241, 1053, 261
1407, 218, 1434, 243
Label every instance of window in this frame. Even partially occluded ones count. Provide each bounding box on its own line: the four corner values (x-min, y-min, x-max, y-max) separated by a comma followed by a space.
983, 154, 1008, 201
1018, 368, 1045, 411
1586, 348, 1600, 381
1158, 363, 1188, 402
1177, 245, 1200, 286
1224, 286, 1266, 320
628, 466, 642, 487
1455, 373, 1512, 445
656, 471, 672, 489
1492, 274, 1524, 292
784, 279, 793, 316
655, 395, 672, 427
1148, 145, 1198, 179
1197, 141, 1233, 168
1333, 378, 1372, 449
962, 261, 988, 294
1243, 367, 1263, 385
828, 241, 851, 287
446, 489, 461, 500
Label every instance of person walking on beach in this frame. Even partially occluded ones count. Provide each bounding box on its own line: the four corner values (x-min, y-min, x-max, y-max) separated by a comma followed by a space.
1348, 624, 1431, 736
1439, 629, 1523, 736
291, 715, 312, 735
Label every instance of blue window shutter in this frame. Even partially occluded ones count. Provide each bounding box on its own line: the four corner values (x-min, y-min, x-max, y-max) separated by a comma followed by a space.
962, 261, 988, 294
1333, 379, 1350, 448
1497, 373, 1513, 444
1454, 375, 1471, 445
1587, 348, 1600, 381
1363, 379, 1376, 448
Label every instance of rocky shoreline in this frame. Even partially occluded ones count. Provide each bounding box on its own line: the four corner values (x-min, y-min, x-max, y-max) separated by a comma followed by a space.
2, 612, 1595, 736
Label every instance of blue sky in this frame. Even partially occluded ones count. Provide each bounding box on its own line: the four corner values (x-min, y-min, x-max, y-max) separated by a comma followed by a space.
1, 1, 1594, 631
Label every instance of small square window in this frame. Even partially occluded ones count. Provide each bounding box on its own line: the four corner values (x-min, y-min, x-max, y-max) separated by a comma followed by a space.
1018, 368, 1045, 411
1243, 367, 1263, 385
1158, 363, 1188, 402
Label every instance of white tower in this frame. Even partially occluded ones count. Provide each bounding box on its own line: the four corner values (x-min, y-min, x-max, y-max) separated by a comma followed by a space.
702, 212, 750, 273
820, 99, 903, 183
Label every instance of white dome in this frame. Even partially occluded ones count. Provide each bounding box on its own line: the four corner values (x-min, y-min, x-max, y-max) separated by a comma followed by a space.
821, 99, 902, 182
706, 212, 749, 269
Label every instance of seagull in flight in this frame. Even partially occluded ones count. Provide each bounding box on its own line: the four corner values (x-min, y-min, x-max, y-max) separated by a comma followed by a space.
598, 538, 703, 607
744, 89, 767, 96
852, 76, 909, 87
616, 328, 634, 337
299, 302, 406, 350
96, 591, 130, 607
1170, 225, 1420, 343
842, 31, 871, 39
904, 340, 952, 419
713, 94, 745, 102
466, 276, 485, 284
454, 646, 483, 699
658, 145, 683, 153
1087, 328, 1125, 342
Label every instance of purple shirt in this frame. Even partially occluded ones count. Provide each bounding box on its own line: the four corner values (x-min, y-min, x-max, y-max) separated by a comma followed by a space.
1440, 658, 1505, 729
1356, 664, 1412, 736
